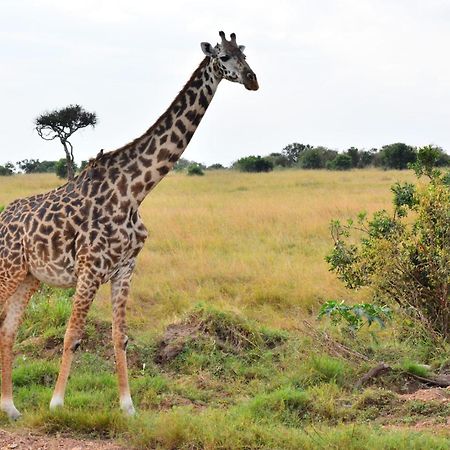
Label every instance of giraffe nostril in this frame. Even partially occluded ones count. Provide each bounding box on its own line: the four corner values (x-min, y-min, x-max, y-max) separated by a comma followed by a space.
247, 72, 256, 81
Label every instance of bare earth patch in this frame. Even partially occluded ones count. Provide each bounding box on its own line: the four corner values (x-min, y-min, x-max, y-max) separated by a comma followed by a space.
382, 388, 450, 433
398, 387, 450, 403
0, 430, 126, 450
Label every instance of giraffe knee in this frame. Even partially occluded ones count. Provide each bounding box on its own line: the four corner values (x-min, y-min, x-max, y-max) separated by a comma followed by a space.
71, 339, 82, 352
113, 332, 129, 351
64, 336, 82, 353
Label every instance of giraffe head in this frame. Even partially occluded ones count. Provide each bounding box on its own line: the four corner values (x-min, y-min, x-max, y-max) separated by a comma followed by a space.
201, 31, 259, 91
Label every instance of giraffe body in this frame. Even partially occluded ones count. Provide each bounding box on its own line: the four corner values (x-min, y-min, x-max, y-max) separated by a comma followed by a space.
0, 31, 258, 419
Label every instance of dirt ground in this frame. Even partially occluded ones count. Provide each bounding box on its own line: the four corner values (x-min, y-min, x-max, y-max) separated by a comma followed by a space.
398, 387, 450, 403
0, 430, 126, 450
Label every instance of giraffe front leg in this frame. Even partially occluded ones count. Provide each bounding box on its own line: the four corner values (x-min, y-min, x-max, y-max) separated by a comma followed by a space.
0, 274, 39, 419
50, 275, 99, 410
111, 269, 135, 416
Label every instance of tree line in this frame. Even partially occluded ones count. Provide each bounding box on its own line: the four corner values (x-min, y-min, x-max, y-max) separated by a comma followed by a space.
0, 159, 87, 178
1, 102, 449, 177
232, 142, 450, 173
2, 142, 449, 177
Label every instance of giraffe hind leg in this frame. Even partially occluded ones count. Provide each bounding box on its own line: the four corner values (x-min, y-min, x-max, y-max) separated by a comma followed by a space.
0, 273, 39, 419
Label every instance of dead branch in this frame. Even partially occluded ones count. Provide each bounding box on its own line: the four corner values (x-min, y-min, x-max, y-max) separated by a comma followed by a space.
354, 362, 392, 389
407, 372, 450, 388
302, 320, 369, 362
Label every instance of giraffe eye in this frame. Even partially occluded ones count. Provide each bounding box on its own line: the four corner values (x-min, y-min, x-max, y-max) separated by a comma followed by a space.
220, 56, 230, 62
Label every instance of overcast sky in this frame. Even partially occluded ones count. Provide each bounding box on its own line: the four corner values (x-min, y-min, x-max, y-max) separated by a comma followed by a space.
1, 0, 449, 166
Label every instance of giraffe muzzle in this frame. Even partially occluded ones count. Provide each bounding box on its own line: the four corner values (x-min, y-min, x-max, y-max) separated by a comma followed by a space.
244, 71, 259, 91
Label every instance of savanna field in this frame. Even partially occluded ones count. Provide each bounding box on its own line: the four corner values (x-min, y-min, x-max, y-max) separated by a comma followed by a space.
0, 170, 449, 449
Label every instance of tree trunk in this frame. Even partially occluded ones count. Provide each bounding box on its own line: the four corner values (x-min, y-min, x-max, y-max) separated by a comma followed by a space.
62, 141, 75, 181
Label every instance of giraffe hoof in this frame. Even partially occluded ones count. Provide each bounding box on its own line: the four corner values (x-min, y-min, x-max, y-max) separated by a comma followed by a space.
1, 403, 22, 420
120, 401, 136, 416
49, 396, 64, 411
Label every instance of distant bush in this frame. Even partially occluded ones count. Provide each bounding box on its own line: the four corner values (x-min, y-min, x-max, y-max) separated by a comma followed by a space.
266, 152, 291, 168
0, 163, 14, 176
357, 149, 378, 168
327, 154, 352, 171
343, 147, 377, 168
327, 145, 450, 340
174, 158, 205, 172
0, 205, 5, 213
298, 147, 337, 169
55, 158, 78, 179
187, 163, 204, 176
281, 143, 312, 166
234, 155, 274, 172
16, 159, 57, 174
377, 143, 416, 169
174, 158, 191, 171
207, 163, 226, 170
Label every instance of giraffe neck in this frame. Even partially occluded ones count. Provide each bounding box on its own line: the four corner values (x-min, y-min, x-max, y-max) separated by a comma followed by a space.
81, 57, 222, 205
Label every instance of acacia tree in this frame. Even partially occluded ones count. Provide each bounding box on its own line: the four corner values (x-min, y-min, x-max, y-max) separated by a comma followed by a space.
35, 104, 97, 180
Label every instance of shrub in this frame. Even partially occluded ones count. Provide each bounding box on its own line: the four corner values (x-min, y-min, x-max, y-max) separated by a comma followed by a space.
326, 146, 450, 340
378, 143, 416, 169
266, 152, 290, 168
318, 300, 392, 332
327, 154, 353, 171
234, 156, 274, 173
187, 163, 204, 176
0, 163, 14, 176
55, 158, 78, 179
281, 142, 313, 166
16, 159, 57, 173
298, 147, 337, 169
207, 163, 225, 170
357, 149, 378, 168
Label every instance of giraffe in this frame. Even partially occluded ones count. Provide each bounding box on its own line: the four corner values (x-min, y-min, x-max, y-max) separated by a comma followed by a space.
0, 31, 258, 419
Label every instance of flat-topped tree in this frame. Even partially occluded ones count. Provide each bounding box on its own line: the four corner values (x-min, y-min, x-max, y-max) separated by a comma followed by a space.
35, 104, 97, 180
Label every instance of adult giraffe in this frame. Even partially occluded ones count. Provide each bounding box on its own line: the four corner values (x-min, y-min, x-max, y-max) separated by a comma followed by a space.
0, 31, 258, 419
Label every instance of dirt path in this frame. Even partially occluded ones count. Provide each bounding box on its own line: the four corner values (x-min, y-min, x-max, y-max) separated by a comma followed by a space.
0, 430, 127, 450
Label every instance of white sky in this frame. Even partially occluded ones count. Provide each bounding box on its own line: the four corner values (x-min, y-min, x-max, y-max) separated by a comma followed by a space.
1, 0, 449, 166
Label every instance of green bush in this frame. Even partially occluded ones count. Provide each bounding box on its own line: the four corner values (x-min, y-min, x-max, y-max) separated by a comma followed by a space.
234, 155, 274, 172
187, 163, 205, 176
327, 154, 353, 171
55, 158, 78, 179
377, 143, 416, 169
207, 163, 225, 170
298, 147, 337, 169
0, 163, 14, 176
326, 146, 450, 340
318, 300, 392, 332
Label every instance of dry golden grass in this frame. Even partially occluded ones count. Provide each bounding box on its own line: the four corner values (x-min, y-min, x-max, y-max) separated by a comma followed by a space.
0, 169, 414, 334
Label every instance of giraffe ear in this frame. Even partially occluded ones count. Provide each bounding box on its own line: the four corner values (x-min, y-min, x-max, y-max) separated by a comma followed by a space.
201, 42, 218, 57
239, 45, 246, 53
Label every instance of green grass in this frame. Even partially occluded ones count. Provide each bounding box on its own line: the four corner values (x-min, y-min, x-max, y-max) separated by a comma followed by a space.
4, 290, 448, 448
400, 360, 431, 378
